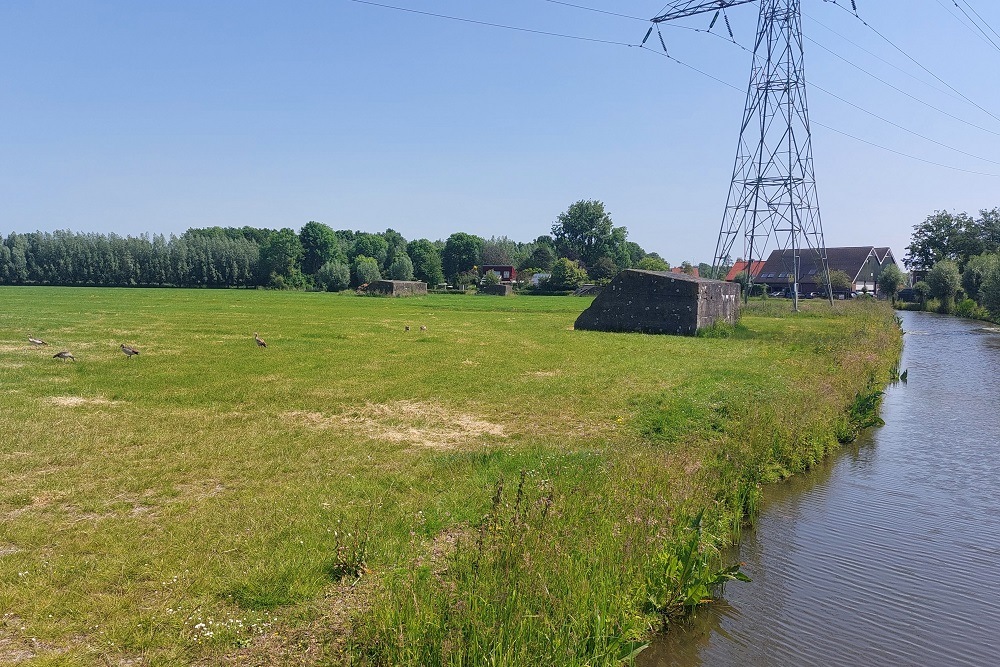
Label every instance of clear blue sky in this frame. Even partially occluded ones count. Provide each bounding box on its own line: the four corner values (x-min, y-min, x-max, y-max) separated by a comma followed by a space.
2, 0, 999, 265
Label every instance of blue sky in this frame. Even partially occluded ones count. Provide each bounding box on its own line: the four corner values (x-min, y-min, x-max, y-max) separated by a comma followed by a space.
2, 0, 999, 265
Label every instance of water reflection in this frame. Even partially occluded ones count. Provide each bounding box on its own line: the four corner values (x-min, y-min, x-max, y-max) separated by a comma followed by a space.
640, 312, 1000, 666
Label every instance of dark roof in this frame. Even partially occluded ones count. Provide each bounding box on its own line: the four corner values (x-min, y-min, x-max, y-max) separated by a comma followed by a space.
755, 246, 897, 283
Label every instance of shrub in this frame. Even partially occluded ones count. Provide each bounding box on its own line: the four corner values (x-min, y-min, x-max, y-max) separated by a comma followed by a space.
981, 265, 1000, 319
315, 260, 350, 292
927, 260, 960, 311
482, 270, 501, 286
637, 256, 670, 271
549, 257, 588, 290
963, 253, 1000, 303
387, 254, 415, 281
351, 255, 381, 287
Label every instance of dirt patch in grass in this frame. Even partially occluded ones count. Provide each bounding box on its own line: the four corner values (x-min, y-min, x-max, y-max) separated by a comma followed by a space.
283, 401, 507, 450
526, 370, 561, 378
203, 581, 372, 667
0, 543, 21, 557
46, 396, 119, 407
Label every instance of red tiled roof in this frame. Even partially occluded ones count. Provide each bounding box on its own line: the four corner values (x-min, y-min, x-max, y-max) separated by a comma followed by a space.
725, 260, 765, 282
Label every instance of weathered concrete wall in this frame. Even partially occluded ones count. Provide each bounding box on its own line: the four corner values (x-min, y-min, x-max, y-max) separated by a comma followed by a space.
574, 270, 739, 335
365, 280, 428, 297
477, 284, 513, 296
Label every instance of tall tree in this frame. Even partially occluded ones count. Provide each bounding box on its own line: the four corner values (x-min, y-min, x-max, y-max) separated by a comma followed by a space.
260, 228, 303, 281
442, 232, 483, 281
299, 221, 341, 275
407, 239, 444, 286
551, 200, 629, 269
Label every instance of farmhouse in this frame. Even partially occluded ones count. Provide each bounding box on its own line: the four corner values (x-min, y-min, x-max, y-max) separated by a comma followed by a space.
750, 246, 898, 296
481, 265, 516, 283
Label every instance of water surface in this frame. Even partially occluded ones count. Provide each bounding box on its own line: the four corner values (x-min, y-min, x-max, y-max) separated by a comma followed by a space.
641, 311, 1000, 666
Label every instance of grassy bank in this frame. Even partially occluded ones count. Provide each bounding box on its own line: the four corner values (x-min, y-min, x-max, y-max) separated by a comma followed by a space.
0, 288, 901, 666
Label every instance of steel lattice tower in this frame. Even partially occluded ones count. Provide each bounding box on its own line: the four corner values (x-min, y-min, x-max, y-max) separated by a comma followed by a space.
653, 0, 832, 308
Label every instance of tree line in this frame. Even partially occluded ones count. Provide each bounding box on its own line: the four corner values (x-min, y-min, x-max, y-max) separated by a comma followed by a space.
903, 208, 1000, 320
0, 200, 674, 291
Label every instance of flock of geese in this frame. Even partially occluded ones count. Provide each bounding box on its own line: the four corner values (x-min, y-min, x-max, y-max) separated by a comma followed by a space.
27, 334, 267, 362
28, 325, 426, 362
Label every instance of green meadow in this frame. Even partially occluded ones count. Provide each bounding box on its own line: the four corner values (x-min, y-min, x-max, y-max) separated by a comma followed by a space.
0, 288, 901, 666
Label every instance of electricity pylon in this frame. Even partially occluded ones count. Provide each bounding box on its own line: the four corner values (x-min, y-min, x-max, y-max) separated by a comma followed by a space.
652, 0, 833, 309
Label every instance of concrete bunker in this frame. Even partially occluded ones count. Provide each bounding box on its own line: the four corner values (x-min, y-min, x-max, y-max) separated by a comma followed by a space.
574, 269, 740, 335
364, 280, 428, 297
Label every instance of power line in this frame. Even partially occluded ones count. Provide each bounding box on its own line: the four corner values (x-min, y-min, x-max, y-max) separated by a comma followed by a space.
803, 10, 961, 104
933, 0, 1000, 53
806, 35, 1000, 137
346, 0, 1000, 177
821, 0, 1000, 125
539, 0, 648, 23
809, 81, 1000, 167
346, 0, 637, 47
958, 0, 1000, 44
639, 46, 1000, 177
951, 0, 1000, 54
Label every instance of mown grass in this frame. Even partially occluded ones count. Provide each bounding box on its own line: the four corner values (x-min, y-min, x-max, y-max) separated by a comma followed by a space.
0, 288, 901, 665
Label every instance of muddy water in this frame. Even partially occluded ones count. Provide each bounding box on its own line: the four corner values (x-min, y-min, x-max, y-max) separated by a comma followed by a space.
640, 311, 1000, 666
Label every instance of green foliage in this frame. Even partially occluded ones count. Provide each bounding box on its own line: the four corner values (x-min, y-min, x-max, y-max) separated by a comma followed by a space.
587, 256, 619, 281
548, 257, 588, 290
522, 244, 555, 271
350, 233, 389, 268
482, 269, 501, 286
955, 298, 990, 320
442, 232, 483, 281
981, 264, 1000, 318
913, 280, 931, 305
315, 260, 351, 292
260, 228, 304, 282
962, 253, 1000, 302
877, 263, 905, 302
407, 239, 445, 286
828, 269, 854, 292
928, 260, 961, 311
551, 200, 629, 269
387, 254, 415, 281
299, 221, 342, 275
636, 256, 670, 271
351, 255, 381, 287
904, 208, 1000, 271
644, 511, 750, 619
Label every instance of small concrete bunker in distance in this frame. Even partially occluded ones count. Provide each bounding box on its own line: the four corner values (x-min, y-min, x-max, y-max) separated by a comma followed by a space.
574, 269, 740, 336
365, 280, 428, 297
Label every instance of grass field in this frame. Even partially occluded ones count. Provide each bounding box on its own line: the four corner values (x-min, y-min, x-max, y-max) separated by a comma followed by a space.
0, 288, 901, 666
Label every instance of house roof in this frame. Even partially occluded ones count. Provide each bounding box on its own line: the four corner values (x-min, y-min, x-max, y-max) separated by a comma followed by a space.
755, 246, 897, 283
725, 260, 766, 282
670, 266, 699, 278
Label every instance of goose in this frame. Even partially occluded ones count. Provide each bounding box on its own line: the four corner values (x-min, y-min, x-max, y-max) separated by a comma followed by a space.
53, 351, 75, 362
28, 337, 48, 346
404, 326, 410, 332
254, 332, 267, 348
120, 344, 140, 359
420, 325, 427, 331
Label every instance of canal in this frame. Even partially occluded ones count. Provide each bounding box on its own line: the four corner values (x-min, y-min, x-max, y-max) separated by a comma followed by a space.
641, 310, 1000, 666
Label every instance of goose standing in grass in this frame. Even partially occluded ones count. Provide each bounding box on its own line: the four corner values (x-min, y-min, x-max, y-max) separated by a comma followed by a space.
29, 337, 49, 346
254, 332, 267, 348
120, 344, 140, 359
53, 351, 75, 362
420, 325, 427, 332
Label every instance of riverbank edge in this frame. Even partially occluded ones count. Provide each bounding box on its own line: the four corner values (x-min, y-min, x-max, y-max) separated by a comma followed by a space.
332, 302, 905, 666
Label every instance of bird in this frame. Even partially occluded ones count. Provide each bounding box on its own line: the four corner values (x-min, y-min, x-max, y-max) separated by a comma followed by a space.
254, 332, 267, 348
404, 326, 410, 332
120, 344, 140, 359
53, 351, 75, 362
420, 325, 427, 331
28, 337, 48, 346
